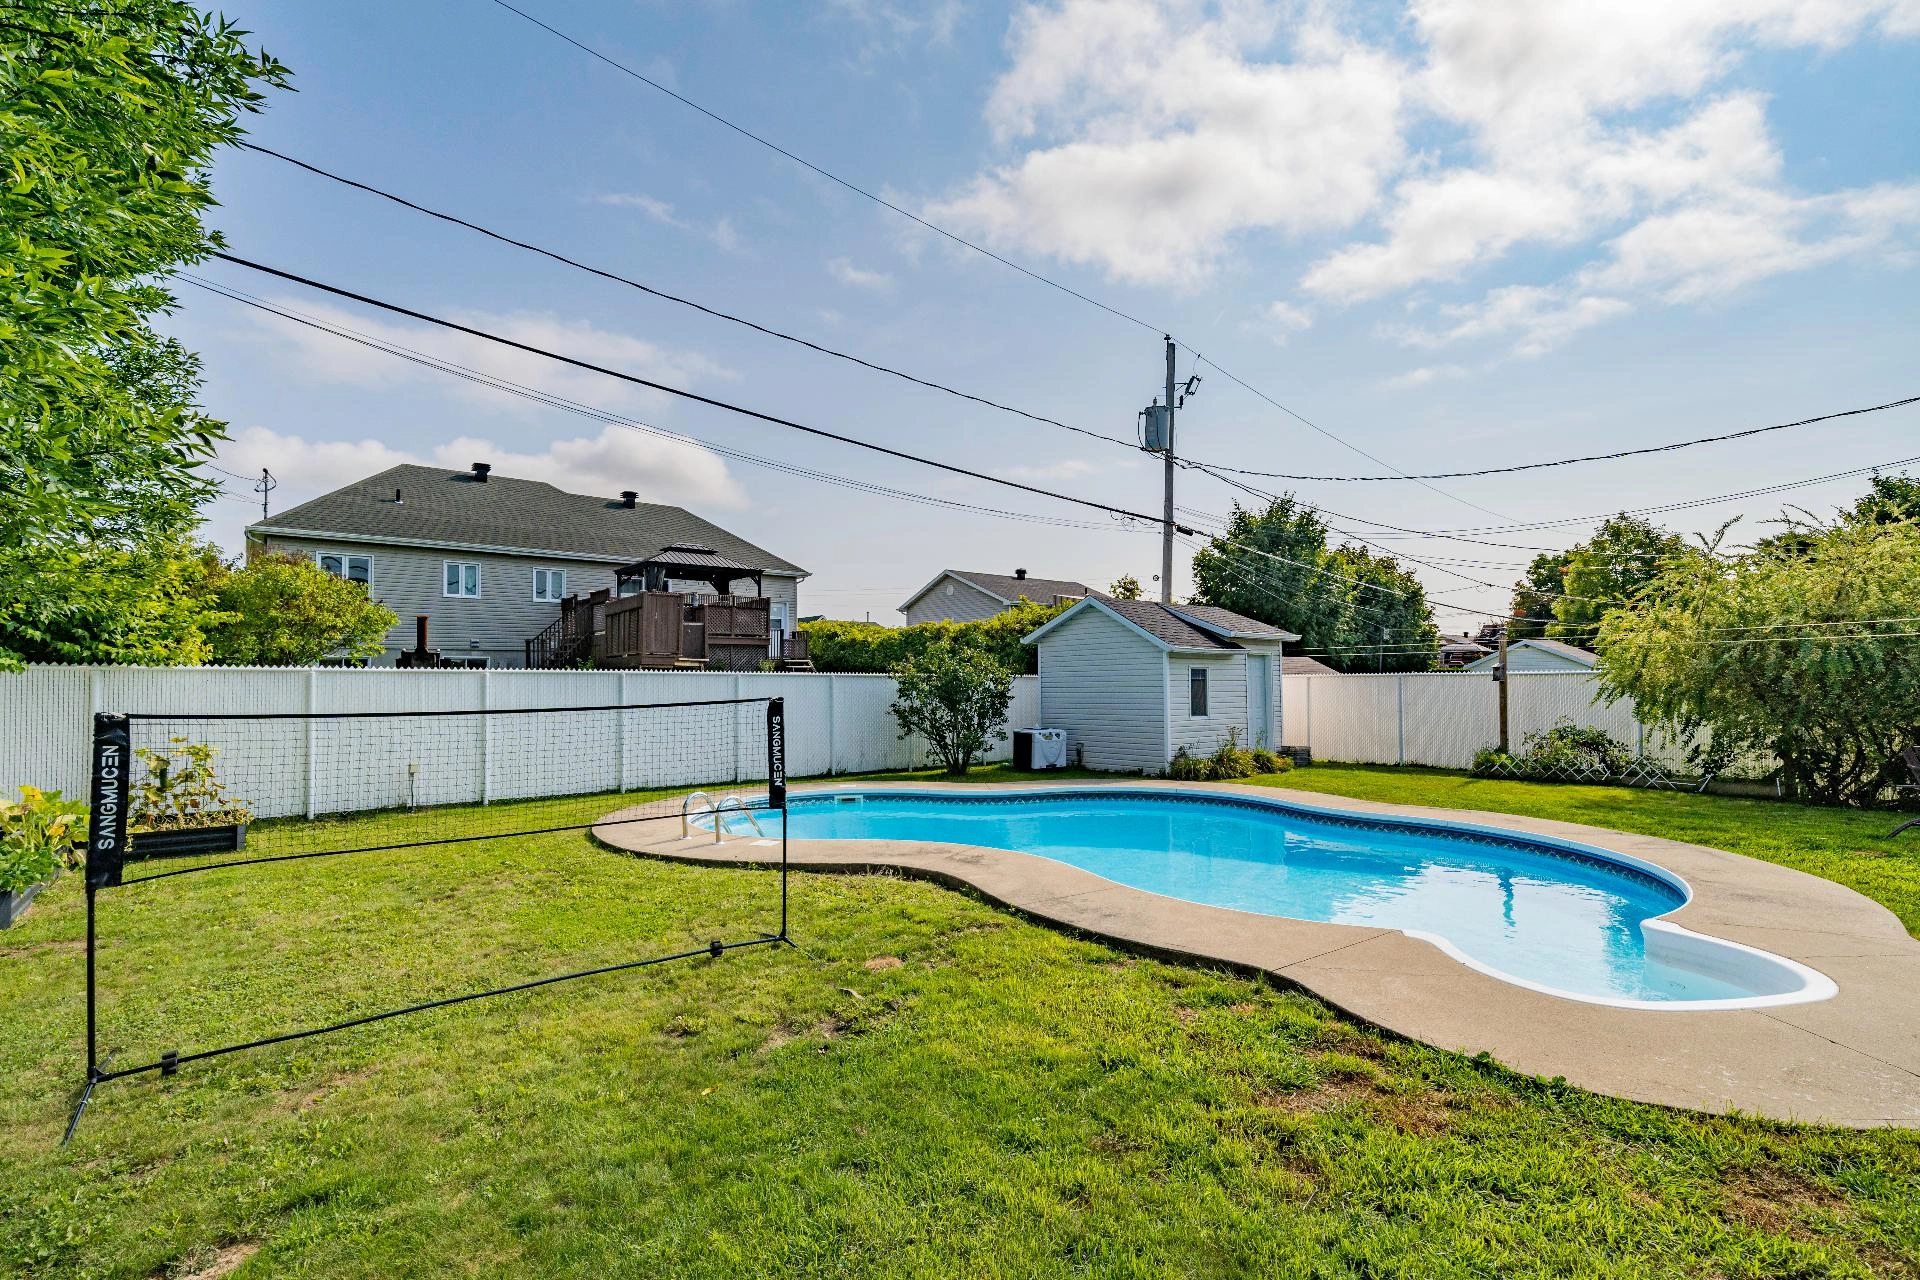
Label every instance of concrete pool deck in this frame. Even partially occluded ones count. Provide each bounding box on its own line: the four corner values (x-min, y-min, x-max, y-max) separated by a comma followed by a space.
592, 779, 1920, 1129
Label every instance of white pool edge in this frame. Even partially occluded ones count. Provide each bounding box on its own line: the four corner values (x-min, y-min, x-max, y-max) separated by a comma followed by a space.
777, 784, 1841, 1012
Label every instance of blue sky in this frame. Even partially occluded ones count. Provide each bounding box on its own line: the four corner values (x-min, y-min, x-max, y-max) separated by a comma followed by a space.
178, 0, 1920, 627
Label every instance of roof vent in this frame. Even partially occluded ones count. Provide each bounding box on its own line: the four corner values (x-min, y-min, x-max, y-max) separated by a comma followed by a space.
1014, 568, 1028, 581
394, 487, 404, 505
470, 462, 491, 483
620, 490, 637, 509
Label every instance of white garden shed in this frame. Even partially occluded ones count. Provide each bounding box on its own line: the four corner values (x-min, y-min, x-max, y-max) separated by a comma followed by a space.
1022, 598, 1299, 774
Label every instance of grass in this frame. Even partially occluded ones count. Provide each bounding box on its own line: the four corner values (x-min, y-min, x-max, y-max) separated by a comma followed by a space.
1, 766, 1916, 1278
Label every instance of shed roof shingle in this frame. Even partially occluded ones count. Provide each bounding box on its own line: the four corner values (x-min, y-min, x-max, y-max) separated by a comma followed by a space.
1099, 598, 1239, 649
253, 464, 805, 575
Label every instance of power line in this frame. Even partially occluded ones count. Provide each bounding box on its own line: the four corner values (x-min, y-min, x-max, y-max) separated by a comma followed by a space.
182, 274, 1141, 533
1197, 395, 1920, 481
236, 142, 1137, 453
481, 0, 1512, 526
485, 0, 1162, 338
205, 253, 1199, 534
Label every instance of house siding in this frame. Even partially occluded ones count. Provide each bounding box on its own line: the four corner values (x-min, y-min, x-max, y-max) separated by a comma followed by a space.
1169, 653, 1249, 759
902, 576, 1007, 626
257, 535, 800, 666
1034, 608, 1167, 773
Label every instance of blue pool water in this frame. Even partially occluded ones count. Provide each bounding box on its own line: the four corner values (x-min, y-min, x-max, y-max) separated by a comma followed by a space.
736, 789, 1789, 1005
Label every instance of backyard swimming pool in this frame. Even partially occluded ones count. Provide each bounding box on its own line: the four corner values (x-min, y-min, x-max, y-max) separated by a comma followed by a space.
722, 788, 1835, 1010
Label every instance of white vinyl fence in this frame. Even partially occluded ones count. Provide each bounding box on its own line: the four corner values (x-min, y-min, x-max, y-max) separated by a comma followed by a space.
1281, 671, 1685, 770
0, 666, 1040, 813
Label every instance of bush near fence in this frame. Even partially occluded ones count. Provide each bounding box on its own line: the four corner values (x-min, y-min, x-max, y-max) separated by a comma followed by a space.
801, 600, 1069, 675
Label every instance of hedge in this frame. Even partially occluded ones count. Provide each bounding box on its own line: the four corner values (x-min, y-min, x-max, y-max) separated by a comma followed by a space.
800, 600, 1071, 674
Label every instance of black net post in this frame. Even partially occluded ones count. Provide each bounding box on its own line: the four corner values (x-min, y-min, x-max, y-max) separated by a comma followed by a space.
766, 697, 788, 941
67, 714, 132, 1143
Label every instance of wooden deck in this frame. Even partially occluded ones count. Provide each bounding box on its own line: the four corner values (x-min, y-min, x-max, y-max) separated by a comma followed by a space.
526, 591, 810, 670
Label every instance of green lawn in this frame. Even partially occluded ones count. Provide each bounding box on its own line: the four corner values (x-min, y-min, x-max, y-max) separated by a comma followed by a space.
3, 766, 1917, 1278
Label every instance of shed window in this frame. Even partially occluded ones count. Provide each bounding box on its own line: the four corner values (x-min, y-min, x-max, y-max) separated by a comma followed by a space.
1188, 667, 1209, 717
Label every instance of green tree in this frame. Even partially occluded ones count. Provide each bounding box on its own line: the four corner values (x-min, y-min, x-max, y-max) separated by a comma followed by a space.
0, 3, 289, 668
889, 645, 1014, 776
1595, 523, 1920, 807
1191, 496, 1435, 672
1330, 546, 1439, 673
203, 554, 398, 666
1108, 574, 1142, 600
1505, 515, 1697, 650
1, 539, 220, 666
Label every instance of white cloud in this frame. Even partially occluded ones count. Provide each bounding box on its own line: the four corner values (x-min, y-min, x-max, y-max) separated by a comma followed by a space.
234, 296, 733, 415
218, 423, 747, 514
827, 256, 895, 289
924, 0, 1408, 285
1381, 363, 1468, 391
1260, 300, 1313, 345
936, 0, 1920, 353
594, 192, 746, 252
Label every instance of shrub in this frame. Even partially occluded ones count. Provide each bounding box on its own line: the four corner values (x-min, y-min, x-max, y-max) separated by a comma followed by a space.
889, 646, 1015, 776
1472, 721, 1633, 782
802, 599, 1071, 674
0, 786, 88, 895
1250, 748, 1289, 775
1205, 729, 1259, 780
1166, 747, 1210, 781
202, 553, 398, 666
132, 738, 254, 831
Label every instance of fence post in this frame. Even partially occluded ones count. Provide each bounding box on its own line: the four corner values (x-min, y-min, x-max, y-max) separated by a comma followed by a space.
1304, 678, 1313, 756
304, 668, 318, 819
827, 675, 839, 776
1396, 675, 1406, 766
617, 672, 630, 792
480, 670, 492, 805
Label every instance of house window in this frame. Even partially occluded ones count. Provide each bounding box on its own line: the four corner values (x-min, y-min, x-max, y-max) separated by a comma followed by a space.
316, 552, 371, 586
533, 568, 566, 602
1189, 667, 1209, 717
443, 561, 481, 598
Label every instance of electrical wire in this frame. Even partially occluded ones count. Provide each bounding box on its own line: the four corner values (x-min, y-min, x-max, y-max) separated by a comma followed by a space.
182, 275, 1143, 533
208, 251, 1209, 533
481, 0, 1517, 526
1196, 395, 1920, 481
237, 142, 1138, 452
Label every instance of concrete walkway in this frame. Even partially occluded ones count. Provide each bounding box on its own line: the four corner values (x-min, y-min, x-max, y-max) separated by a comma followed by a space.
593, 780, 1920, 1129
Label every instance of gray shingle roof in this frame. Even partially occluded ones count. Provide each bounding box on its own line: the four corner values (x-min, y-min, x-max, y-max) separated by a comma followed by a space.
253, 464, 805, 575
1100, 599, 1239, 649
1166, 604, 1293, 639
1282, 654, 1339, 675
946, 570, 1094, 604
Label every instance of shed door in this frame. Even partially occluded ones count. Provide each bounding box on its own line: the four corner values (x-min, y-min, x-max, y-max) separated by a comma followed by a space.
1246, 655, 1272, 749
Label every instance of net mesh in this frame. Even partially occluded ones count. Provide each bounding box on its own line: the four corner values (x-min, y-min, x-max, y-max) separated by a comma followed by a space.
72, 697, 785, 1134
113, 698, 773, 881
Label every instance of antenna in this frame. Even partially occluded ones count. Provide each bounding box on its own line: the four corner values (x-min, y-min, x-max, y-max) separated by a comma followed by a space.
254, 468, 277, 520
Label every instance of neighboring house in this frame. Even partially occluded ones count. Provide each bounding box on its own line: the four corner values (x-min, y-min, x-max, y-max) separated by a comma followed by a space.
248, 462, 807, 667
1437, 633, 1495, 668
1282, 654, 1339, 676
1460, 638, 1598, 673
899, 569, 1094, 626
1023, 598, 1299, 774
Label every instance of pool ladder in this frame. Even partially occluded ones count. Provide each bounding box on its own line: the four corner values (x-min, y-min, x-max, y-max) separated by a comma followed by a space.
680, 790, 766, 842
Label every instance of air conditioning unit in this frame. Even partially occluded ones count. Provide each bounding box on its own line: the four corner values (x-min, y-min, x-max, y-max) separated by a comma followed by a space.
1014, 727, 1069, 770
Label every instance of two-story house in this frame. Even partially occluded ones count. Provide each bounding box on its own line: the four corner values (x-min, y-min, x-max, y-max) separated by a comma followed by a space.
248, 462, 807, 667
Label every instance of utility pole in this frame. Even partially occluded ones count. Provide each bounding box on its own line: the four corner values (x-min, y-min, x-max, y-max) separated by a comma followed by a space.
253, 468, 277, 520
1161, 335, 1176, 604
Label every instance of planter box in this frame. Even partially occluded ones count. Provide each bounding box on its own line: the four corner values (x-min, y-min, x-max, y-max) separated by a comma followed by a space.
132, 823, 248, 860
0, 880, 48, 929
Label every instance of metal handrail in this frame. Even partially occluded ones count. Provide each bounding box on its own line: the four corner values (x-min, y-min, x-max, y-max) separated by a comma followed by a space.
713, 793, 766, 843
679, 790, 714, 840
